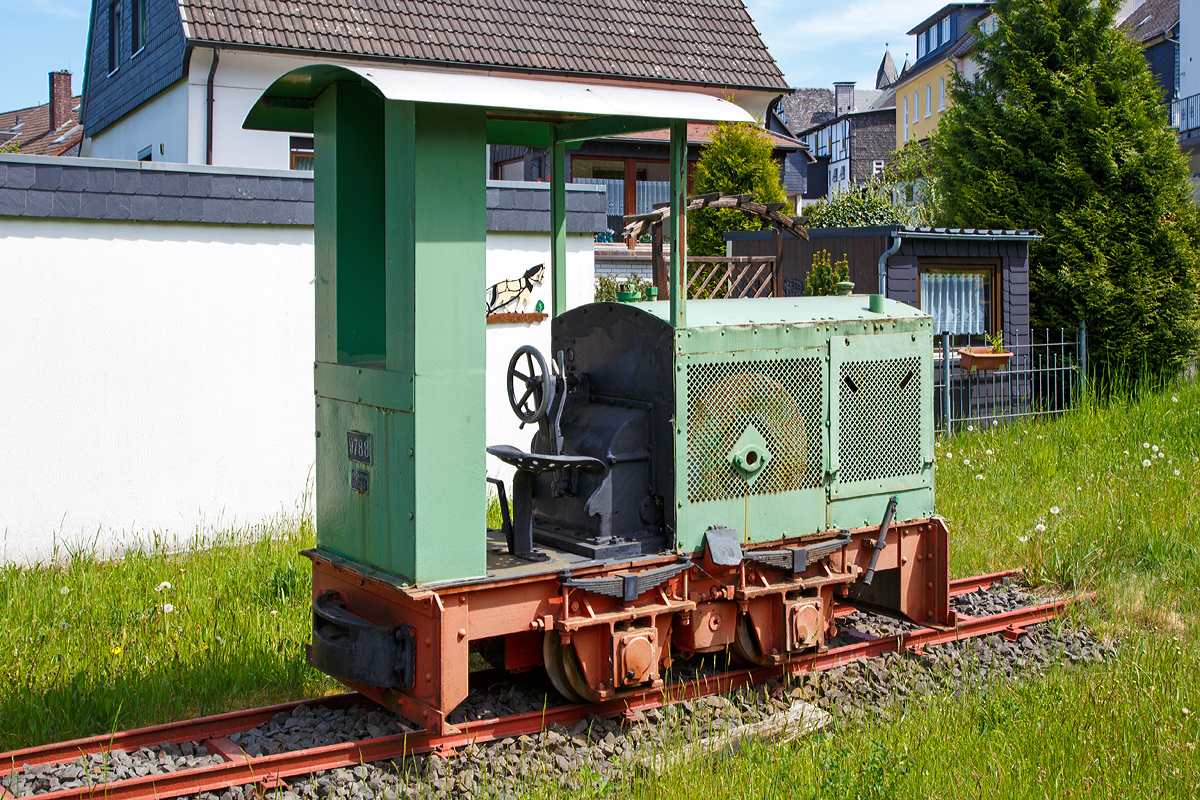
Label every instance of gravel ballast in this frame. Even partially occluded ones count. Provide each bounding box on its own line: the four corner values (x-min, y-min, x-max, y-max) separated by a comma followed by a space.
3, 578, 1112, 800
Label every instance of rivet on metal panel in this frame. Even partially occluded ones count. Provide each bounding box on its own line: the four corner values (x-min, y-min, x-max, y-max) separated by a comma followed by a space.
457, 629, 466, 641
315, 431, 321, 438
409, 513, 414, 520
358, 369, 362, 374
458, 596, 467, 605
844, 338, 849, 345
425, 636, 432, 646
425, 673, 431, 683
927, 582, 934, 589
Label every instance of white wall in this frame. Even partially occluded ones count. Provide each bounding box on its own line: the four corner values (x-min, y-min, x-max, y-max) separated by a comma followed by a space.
88, 79, 191, 163
1182, 0, 1199, 100
0, 217, 316, 563
484, 233, 595, 485
0, 218, 594, 563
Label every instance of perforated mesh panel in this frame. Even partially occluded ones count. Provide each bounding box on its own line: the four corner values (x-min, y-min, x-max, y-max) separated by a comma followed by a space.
837, 357, 922, 484
686, 358, 823, 503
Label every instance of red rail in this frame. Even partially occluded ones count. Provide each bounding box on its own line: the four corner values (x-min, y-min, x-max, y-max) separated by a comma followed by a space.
2, 579, 1070, 800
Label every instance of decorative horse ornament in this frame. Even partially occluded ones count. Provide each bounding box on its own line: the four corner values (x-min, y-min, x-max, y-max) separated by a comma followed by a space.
486, 263, 545, 316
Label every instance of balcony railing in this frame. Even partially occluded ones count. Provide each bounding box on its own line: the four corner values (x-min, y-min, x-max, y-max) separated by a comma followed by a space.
1171, 92, 1200, 133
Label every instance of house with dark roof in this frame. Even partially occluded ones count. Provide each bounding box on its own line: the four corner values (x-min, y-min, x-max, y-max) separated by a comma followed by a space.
893, 2, 993, 149
1, 72, 84, 157
491, 122, 810, 235
767, 53, 897, 204
80, 0, 789, 169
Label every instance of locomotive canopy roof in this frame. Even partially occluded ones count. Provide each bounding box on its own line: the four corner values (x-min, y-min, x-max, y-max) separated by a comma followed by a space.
243, 62, 756, 137
635, 295, 932, 327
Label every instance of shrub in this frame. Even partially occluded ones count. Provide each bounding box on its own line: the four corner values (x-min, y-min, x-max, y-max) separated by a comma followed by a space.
688, 122, 789, 257
804, 250, 850, 296
934, 0, 1200, 385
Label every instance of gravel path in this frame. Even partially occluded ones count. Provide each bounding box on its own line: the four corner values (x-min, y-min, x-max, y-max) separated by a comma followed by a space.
3, 578, 1113, 800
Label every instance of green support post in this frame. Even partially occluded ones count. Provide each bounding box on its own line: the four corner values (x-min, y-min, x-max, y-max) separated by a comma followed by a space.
669, 119, 687, 329
550, 132, 568, 316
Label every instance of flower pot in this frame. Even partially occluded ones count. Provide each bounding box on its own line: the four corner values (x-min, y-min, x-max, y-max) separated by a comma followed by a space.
957, 347, 1014, 371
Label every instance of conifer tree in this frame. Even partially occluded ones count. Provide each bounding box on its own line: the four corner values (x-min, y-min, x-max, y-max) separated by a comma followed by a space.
934, 0, 1200, 383
688, 122, 789, 256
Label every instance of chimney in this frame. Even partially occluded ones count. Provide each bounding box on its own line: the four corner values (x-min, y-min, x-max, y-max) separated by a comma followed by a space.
833, 81, 856, 115
49, 71, 73, 132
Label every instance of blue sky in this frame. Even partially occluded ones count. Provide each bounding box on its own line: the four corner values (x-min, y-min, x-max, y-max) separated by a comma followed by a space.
0, 0, 949, 113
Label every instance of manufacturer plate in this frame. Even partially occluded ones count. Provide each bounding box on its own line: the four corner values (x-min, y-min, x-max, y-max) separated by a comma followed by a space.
347, 431, 372, 464
350, 469, 369, 493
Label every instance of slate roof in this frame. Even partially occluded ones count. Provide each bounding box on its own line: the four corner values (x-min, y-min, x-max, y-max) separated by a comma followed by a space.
176, 0, 788, 90
0, 96, 84, 157
1118, 0, 1178, 43
774, 88, 835, 136
876, 51, 898, 89
0, 154, 606, 233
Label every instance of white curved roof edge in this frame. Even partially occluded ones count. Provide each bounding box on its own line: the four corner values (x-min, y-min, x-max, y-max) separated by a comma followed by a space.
336, 63, 757, 122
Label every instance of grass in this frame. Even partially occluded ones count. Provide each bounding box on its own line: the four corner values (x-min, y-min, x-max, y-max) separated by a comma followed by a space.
2, 380, 1198, 797
0, 517, 337, 752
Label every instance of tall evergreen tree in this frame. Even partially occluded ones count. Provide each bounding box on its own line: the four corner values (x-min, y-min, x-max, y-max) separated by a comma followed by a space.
688, 122, 789, 257
934, 0, 1200, 383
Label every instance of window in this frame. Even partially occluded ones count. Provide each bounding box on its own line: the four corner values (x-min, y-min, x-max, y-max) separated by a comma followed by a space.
840, 165, 846, 181
872, 159, 885, 175
570, 157, 674, 233
939, 77, 946, 110
290, 136, 314, 170
494, 159, 523, 181
137, 145, 152, 162
913, 91, 919, 128
132, 0, 147, 53
903, 96, 909, 141
926, 84, 932, 117
916, 32, 925, 60
108, 0, 122, 73
920, 267, 997, 341
939, 16, 951, 45
926, 28, 934, 53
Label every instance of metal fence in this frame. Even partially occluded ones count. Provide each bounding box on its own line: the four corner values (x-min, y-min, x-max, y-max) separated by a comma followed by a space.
1172, 92, 1200, 134
934, 325, 1086, 434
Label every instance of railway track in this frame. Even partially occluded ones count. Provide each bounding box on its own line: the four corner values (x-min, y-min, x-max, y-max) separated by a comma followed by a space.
1, 571, 1082, 800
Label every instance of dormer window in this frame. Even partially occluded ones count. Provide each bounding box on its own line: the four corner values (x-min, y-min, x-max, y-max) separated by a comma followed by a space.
939, 16, 950, 45
917, 32, 926, 59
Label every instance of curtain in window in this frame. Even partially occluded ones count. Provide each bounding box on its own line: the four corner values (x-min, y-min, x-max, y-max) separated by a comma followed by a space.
573, 178, 624, 217
921, 272, 987, 334
636, 180, 671, 214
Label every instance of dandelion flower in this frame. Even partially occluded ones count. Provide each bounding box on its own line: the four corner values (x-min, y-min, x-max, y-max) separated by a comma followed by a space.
1144, 442, 1151, 449
163, 603, 174, 614
968, 425, 974, 431
1018, 535, 1029, 543
1037, 435, 1043, 440
992, 420, 998, 426
964, 459, 971, 466
1184, 707, 1191, 716
975, 474, 984, 480
1172, 396, 1179, 403
986, 449, 993, 456
1050, 506, 1060, 515
215, 636, 224, 645
1175, 469, 1181, 476
946, 452, 953, 458
59, 586, 69, 596
1152, 445, 1159, 453
1143, 459, 1152, 468
154, 581, 171, 593
59, 621, 70, 631
1035, 523, 1046, 533
270, 610, 279, 617
1124, 450, 1129, 455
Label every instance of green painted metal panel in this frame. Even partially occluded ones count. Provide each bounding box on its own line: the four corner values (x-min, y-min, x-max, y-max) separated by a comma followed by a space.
669, 120, 687, 330
314, 361, 414, 411
674, 343, 829, 553
384, 100, 417, 375
410, 103, 488, 584
550, 136, 567, 316
314, 397, 415, 577
829, 487, 934, 531
635, 295, 931, 328
554, 116, 672, 143
487, 120, 551, 146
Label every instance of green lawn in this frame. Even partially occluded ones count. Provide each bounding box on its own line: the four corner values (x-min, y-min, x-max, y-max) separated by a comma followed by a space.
2, 381, 1198, 797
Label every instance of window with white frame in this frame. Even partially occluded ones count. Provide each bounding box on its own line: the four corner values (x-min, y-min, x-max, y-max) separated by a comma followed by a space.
916, 32, 925, 60
872, 160, 885, 175
903, 97, 909, 140
920, 267, 996, 342
913, 91, 919, 126
939, 77, 946, 110
939, 16, 950, 46
926, 84, 932, 117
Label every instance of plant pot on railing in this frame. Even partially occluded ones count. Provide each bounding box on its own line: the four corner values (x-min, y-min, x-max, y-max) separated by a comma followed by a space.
957, 347, 1014, 371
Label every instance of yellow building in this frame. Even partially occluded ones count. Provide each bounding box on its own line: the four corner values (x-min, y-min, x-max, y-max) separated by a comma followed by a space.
895, 3, 995, 147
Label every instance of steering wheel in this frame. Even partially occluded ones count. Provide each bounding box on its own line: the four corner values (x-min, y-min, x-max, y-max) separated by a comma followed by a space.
507, 345, 555, 424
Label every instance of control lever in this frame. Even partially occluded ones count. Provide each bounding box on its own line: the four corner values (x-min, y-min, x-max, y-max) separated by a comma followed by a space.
862, 495, 898, 586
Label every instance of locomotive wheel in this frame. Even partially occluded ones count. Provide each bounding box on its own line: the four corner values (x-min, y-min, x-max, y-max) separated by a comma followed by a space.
560, 639, 602, 703
730, 614, 774, 667
542, 632, 584, 703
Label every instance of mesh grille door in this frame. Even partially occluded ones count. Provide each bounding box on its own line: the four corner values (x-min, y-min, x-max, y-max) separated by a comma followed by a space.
830, 333, 933, 498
